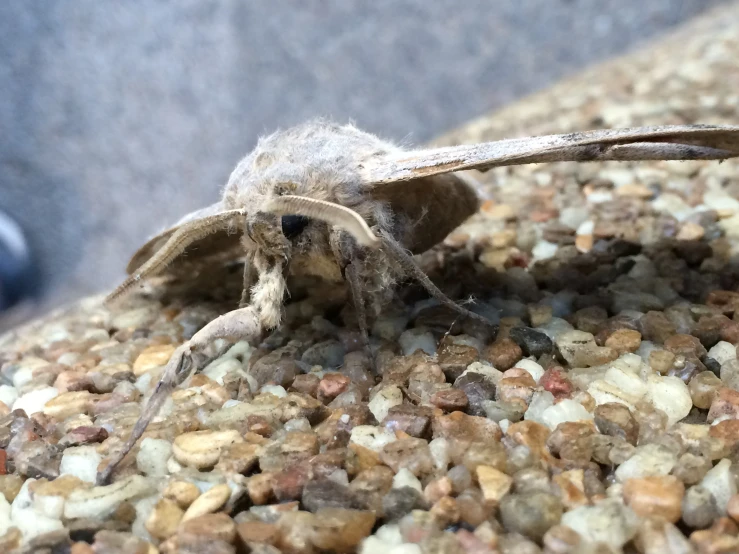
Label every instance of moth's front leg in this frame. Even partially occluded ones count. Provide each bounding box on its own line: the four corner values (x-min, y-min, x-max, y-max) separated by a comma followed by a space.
97, 305, 263, 485
330, 230, 373, 361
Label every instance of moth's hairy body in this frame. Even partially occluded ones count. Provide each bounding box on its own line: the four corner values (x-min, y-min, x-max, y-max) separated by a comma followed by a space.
98, 119, 739, 484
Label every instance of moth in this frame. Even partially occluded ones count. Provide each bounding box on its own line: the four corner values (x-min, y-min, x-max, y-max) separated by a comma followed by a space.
97, 119, 739, 483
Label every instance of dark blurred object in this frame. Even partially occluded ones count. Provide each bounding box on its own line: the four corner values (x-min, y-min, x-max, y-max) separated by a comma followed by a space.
0, 209, 37, 312
0, 0, 729, 320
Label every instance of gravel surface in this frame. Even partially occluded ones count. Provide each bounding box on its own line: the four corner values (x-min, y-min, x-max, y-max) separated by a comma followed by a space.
0, 4, 738, 553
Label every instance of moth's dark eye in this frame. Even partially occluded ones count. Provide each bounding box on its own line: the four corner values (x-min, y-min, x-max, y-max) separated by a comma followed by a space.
281, 215, 310, 239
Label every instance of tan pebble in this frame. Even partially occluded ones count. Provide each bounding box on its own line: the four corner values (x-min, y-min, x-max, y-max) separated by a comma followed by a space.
236, 520, 279, 545
649, 350, 676, 374
728, 494, 739, 523
430, 496, 460, 527
605, 329, 642, 354
424, 476, 453, 504
689, 371, 723, 410
179, 512, 236, 543
43, 391, 94, 419
247, 473, 274, 505
707, 387, 739, 423
163, 481, 201, 510
310, 508, 376, 552
623, 475, 684, 523
29, 475, 85, 497
552, 469, 588, 509
145, 498, 184, 540
490, 229, 517, 248
182, 484, 231, 521
677, 221, 705, 241
575, 234, 594, 253
0, 475, 25, 503
70, 543, 95, 554
0, 401, 9, 417
483, 202, 516, 220
615, 183, 654, 199
133, 344, 177, 376
172, 430, 244, 469
476, 465, 513, 503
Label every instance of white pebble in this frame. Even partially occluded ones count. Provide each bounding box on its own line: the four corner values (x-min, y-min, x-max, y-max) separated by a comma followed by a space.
532, 240, 558, 261
260, 385, 287, 398
561, 499, 638, 551
64, 475, 152, 519
462, 362, 503, 384
514, 358, 544, 383
708, 341, 737, 366
32, 493, 65, 519
524, 391, 554, 424
136, 438, 172, 477
60, 446, 102, 483
12, 386, 59, 415
575, 220, 595, 236
701, 459, 737, 514
646, 375, 692, 427
368, 385, 403, 422
560, 207, 589, 229
615, 444, 677, 482
540, 399, 594, 430
398, 329, 437, 356
0, 385, 18, 408
350, 426, 397, 453
203, 357, 245, 385
11, 479, 64, 542
428, 438, 450, 472
392, 468, 422, 492
0, 494, 10, 537
536, 317, 574, 340
11, 358, 49, 388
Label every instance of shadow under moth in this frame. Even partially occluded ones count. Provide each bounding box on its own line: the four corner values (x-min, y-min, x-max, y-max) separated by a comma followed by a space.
98, 119, 739, 484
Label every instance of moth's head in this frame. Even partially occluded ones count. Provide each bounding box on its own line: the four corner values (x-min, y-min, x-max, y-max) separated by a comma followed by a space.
242, 194, 381, 259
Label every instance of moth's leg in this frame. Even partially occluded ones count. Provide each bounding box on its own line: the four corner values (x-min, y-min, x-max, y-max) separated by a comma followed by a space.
106, 211, 243, 303
97, 305, 262, 485
346, 260, 371, 355
330, 230, 373, 362
239, 253, 256, 308
379, 230, 494, 327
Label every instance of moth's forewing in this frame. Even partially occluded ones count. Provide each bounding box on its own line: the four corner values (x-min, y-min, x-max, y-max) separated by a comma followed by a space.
365, 125, 739, 184
126, 202, 241, 275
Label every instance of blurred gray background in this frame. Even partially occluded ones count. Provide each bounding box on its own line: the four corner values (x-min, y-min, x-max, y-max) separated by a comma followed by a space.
0, 0, 729, 318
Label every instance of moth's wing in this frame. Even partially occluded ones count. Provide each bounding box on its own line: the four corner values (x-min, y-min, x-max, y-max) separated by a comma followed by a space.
369, 172, 481, 253
126, 202, 243, 274
363, 125, 739, 184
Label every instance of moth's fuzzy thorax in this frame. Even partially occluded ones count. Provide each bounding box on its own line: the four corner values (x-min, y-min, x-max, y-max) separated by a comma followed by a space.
223, 119, 400, 229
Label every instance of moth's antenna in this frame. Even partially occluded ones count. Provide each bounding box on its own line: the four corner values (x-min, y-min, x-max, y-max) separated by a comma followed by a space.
266, 195, 380, 248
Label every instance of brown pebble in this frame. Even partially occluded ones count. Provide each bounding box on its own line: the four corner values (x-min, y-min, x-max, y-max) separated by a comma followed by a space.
483, 338, 523, 371
605, 329, 642, 354
317, 373, 351, 403
430, 388, 469, 412
594, 402, 639, 444
290, 374, 320, 397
